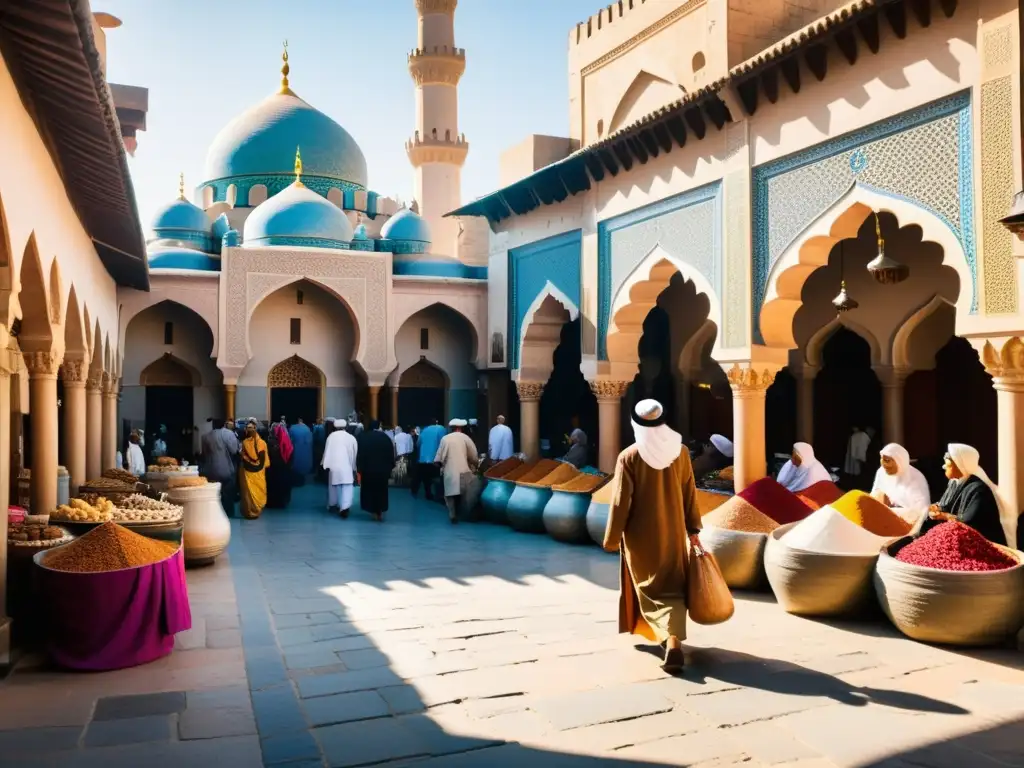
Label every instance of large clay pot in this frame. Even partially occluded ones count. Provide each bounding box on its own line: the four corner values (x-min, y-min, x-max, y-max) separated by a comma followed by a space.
167, 482, 230, 566
506, 485, 552, 533
543, 490, 592, 544
481, 478, 515, 525
700, 526, 769, 590
586, 499, 609, 547
146, 468, 198, 495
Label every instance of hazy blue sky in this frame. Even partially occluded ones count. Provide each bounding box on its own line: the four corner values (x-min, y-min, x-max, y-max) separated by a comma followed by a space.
100, 0, 600, 226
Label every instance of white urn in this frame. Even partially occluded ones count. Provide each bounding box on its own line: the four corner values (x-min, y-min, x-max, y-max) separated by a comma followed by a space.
167, 482, 231, 566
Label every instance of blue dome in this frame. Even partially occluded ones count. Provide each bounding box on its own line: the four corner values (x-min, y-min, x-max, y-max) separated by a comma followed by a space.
243, 182, 354, 248
148, 248, 220, 272
352, 224, 368, 241
203, 92, 368, 188
150, 198, 209, 234
381, 208, 431, 245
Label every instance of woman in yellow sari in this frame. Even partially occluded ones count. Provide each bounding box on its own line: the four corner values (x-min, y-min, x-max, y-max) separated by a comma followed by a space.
239, 420, 270, 519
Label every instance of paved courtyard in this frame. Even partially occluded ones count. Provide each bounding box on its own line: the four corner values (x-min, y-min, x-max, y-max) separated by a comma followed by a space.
1, 485, 1022, 767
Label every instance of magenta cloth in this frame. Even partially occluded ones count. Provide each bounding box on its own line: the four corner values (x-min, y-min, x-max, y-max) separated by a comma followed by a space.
33, 548, 192, 671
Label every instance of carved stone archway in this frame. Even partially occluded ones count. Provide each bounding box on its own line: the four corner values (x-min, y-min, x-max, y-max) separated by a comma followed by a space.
140, 353, 199, 387
267, 355, 325, 422
399, 358, 450, 426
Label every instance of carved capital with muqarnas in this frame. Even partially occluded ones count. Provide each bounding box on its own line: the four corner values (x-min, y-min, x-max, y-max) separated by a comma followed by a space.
515, 381, 545, 402
23, 349, 62, 378
61, 358, 88, 386
726, 364, 778, 396
978, 336, 1024, 391
589, 379, 630, 403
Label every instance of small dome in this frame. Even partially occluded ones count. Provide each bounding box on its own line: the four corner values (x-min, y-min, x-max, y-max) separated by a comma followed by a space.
150, 198, 209, 235
148, 248, 220, 272
381, 208, 431, 245
352, 224, 368, 241
203, 92, 367, 188
243, 182, 354, 247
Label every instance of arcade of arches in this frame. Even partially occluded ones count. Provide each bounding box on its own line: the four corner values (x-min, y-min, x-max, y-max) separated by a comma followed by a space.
513, 207, 1024, 525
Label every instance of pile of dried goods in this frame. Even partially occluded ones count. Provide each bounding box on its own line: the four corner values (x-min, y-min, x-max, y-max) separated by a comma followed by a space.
703, 496, 780, 534
8, 522, 70, 546
797, 481, 844, 510
167, 475, 208, 489
43, 522, 178, 573
102, 468, 138, 485
590, 481, 615, 505
523, 463, 578, 488
113, 494, 183, 523
697, 490, 730, 516
738, 478, 813, 525
553, 473, 608, 493
832, 490, 912, 537
157, 457, 179, 467
484, 457, 523, 479
505, 459, 559, 483
52, 497, 115, 523
782, 505, 887, 556
895, 521, 1018, 572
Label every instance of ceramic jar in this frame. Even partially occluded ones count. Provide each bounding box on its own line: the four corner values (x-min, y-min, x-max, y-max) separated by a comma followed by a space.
167, 482, 231, 566
543, 490, 592, 543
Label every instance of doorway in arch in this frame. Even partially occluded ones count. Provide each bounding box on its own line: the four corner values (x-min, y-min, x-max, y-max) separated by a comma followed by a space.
270, 388, 318, 427
399, 360, 447, 429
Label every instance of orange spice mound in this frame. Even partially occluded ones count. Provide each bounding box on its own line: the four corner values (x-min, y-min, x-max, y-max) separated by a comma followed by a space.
484, 457, 523, 479
508, 459, 560, 484
831, 490, 912, 537
521, 463, 578, 488
697, 489, 731, 516
703, 496, 779, 534
590, 480, 615, 504
797, 480, 844, 510
553, 473, 609, 493
44, 522, 178, 573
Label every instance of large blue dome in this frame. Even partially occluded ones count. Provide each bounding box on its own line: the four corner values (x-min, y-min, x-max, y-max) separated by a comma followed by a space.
150, 198, 209, 234
148, 248, 220, 272
381, 208, 431, 245
243, 182, 354, 248
203, 92, 368, 189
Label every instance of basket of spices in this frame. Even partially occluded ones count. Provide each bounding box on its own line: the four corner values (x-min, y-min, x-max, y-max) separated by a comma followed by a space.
34, 522, 192, 670
698, 497, 779, 590
506, 463, 578, 534
543, 472, 609, 544
874, 522, 1024, 646
482, 459, 554, 526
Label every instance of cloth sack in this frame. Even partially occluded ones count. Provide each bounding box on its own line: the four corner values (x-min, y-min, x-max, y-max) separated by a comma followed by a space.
687, 543, 735, 625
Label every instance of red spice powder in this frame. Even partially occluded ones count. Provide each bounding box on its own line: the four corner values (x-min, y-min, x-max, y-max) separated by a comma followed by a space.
797, 480, 844, 511
738, 477, 813, 525
895, 521, 1018, 572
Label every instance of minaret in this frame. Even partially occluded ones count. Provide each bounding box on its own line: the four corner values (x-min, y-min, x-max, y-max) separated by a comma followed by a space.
406, 0, 468, 258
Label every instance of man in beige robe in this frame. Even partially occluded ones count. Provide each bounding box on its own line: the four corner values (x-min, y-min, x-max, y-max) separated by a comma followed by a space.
604, 399, 702, 673
435, 418, 479, 524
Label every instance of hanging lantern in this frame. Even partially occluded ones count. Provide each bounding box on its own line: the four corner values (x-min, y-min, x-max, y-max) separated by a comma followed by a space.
866, 212, 909, 285
832, 280, 858, 313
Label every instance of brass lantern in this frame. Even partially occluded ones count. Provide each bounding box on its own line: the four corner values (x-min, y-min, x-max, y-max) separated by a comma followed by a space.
832, 240, 858, 313
866, 212, 909, 285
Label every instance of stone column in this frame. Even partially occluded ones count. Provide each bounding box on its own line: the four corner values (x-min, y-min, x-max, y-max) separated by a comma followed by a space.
101, 373, 119, 471
590, 380, 630, 474
0, 338, 15, 664
60, 359, 88, 494
516, 381, 544, 460
224, 384, 237, 421
993, 377, 1024, 543
390, 386, 399, 426
726, 365, 778, 493
24, 350, 62, 514
795, 364, 818, 444
85, 371, 103, 481
873, 365, 910, 446
368, 386, 381, 422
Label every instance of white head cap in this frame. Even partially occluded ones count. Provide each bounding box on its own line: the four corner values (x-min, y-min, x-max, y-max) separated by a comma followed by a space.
334, 418, 347, 428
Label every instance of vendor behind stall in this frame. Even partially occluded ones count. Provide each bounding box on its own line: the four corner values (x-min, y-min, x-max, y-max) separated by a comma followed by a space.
561, 429, 589, 469
691, 434, 733, 481
922, 443, 1011, 547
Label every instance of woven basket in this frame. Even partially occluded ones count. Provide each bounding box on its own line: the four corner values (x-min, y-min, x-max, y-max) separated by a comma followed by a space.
764, 522, 880, 617
874, 538, 1024, 646
700, 526, 769, 590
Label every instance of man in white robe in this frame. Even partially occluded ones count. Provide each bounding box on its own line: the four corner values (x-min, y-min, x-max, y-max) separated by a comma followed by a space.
435, 419, 479, 524
488, 415, 514, 462
322, 418, 358, 518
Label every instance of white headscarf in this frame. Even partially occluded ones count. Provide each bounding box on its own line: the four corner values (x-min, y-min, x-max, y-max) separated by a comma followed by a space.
333, 418, 347, 428
948, 443, 1016, 548
631, 399, 682, 470
777, 442, 831, 492
709, 434, 734, 459
871, 443, 930, 511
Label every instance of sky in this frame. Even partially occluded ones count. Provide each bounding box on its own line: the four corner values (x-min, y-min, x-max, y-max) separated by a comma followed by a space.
100, 0, 601, 227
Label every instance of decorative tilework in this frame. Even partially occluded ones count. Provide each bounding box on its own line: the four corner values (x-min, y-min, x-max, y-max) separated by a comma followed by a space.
984, 25, 1013, 69
752, 91, 977, 342
149, 229, 216, 252
199, 174, 364, 208
244, 236, 351, 250
597, 182, 722, 360
981, 76, 1017, 314
508, 230, 582, 369
375, 239, 429, 255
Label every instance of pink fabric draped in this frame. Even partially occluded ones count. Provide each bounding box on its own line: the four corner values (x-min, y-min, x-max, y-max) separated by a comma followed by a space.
274, 423, 294, 463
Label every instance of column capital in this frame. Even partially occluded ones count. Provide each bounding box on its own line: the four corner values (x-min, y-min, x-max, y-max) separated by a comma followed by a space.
86, 370, 104, 391
223, 383, 238, 392
23, 349, 62, 378
516, 380, 545, 402
975, 335, 1024, 388
61, 358, 88, 387
726, 364, 779, 397
414, 0, 457, 16
872, 364, 912, 387
589, 379, 630, 403
102, 373, 120, 396
795, 363, 820, 381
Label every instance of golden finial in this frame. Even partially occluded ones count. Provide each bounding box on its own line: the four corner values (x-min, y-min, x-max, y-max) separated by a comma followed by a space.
279, 39, 294, 95
178, 172, 185, 200
293, 146, 304, 187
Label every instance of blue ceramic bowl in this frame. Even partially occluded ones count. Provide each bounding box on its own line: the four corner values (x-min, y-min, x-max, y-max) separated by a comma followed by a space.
543, 490, 592, 544
505, 484, 552, 533
586, 499, 610, 547
480, 478, 514, 525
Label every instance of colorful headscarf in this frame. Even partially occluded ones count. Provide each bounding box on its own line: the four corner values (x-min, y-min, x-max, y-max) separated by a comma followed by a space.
272, 422, 294, 463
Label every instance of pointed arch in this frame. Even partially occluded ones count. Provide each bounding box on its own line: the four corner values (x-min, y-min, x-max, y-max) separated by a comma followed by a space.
608, 244, 722, 365
393, 298, 482, 369
89, 317, 103, 376
805, 316, 883, 368
892, 295, 956, 370
17, 233, 51, 343
608, 70, 685, 135
0, 191, 18, 329
515, 283, 577, 380
398, 357, 450, 390
761, 185, 973, 350
48, 257, 62, 326
267, 354, 325, 389
83, 304, 93, 359
679, 319, 718, 375
140, 352, 200, 387
63, 284, 87, 357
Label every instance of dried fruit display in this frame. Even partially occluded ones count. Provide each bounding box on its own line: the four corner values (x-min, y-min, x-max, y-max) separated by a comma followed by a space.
102, 468, 138, 485
52, 497, 115, 523
8, 522, 72, 547
112, 494, 183, 522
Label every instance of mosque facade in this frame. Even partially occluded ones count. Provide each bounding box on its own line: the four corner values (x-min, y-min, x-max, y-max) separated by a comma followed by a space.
118, 0, 489, 445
